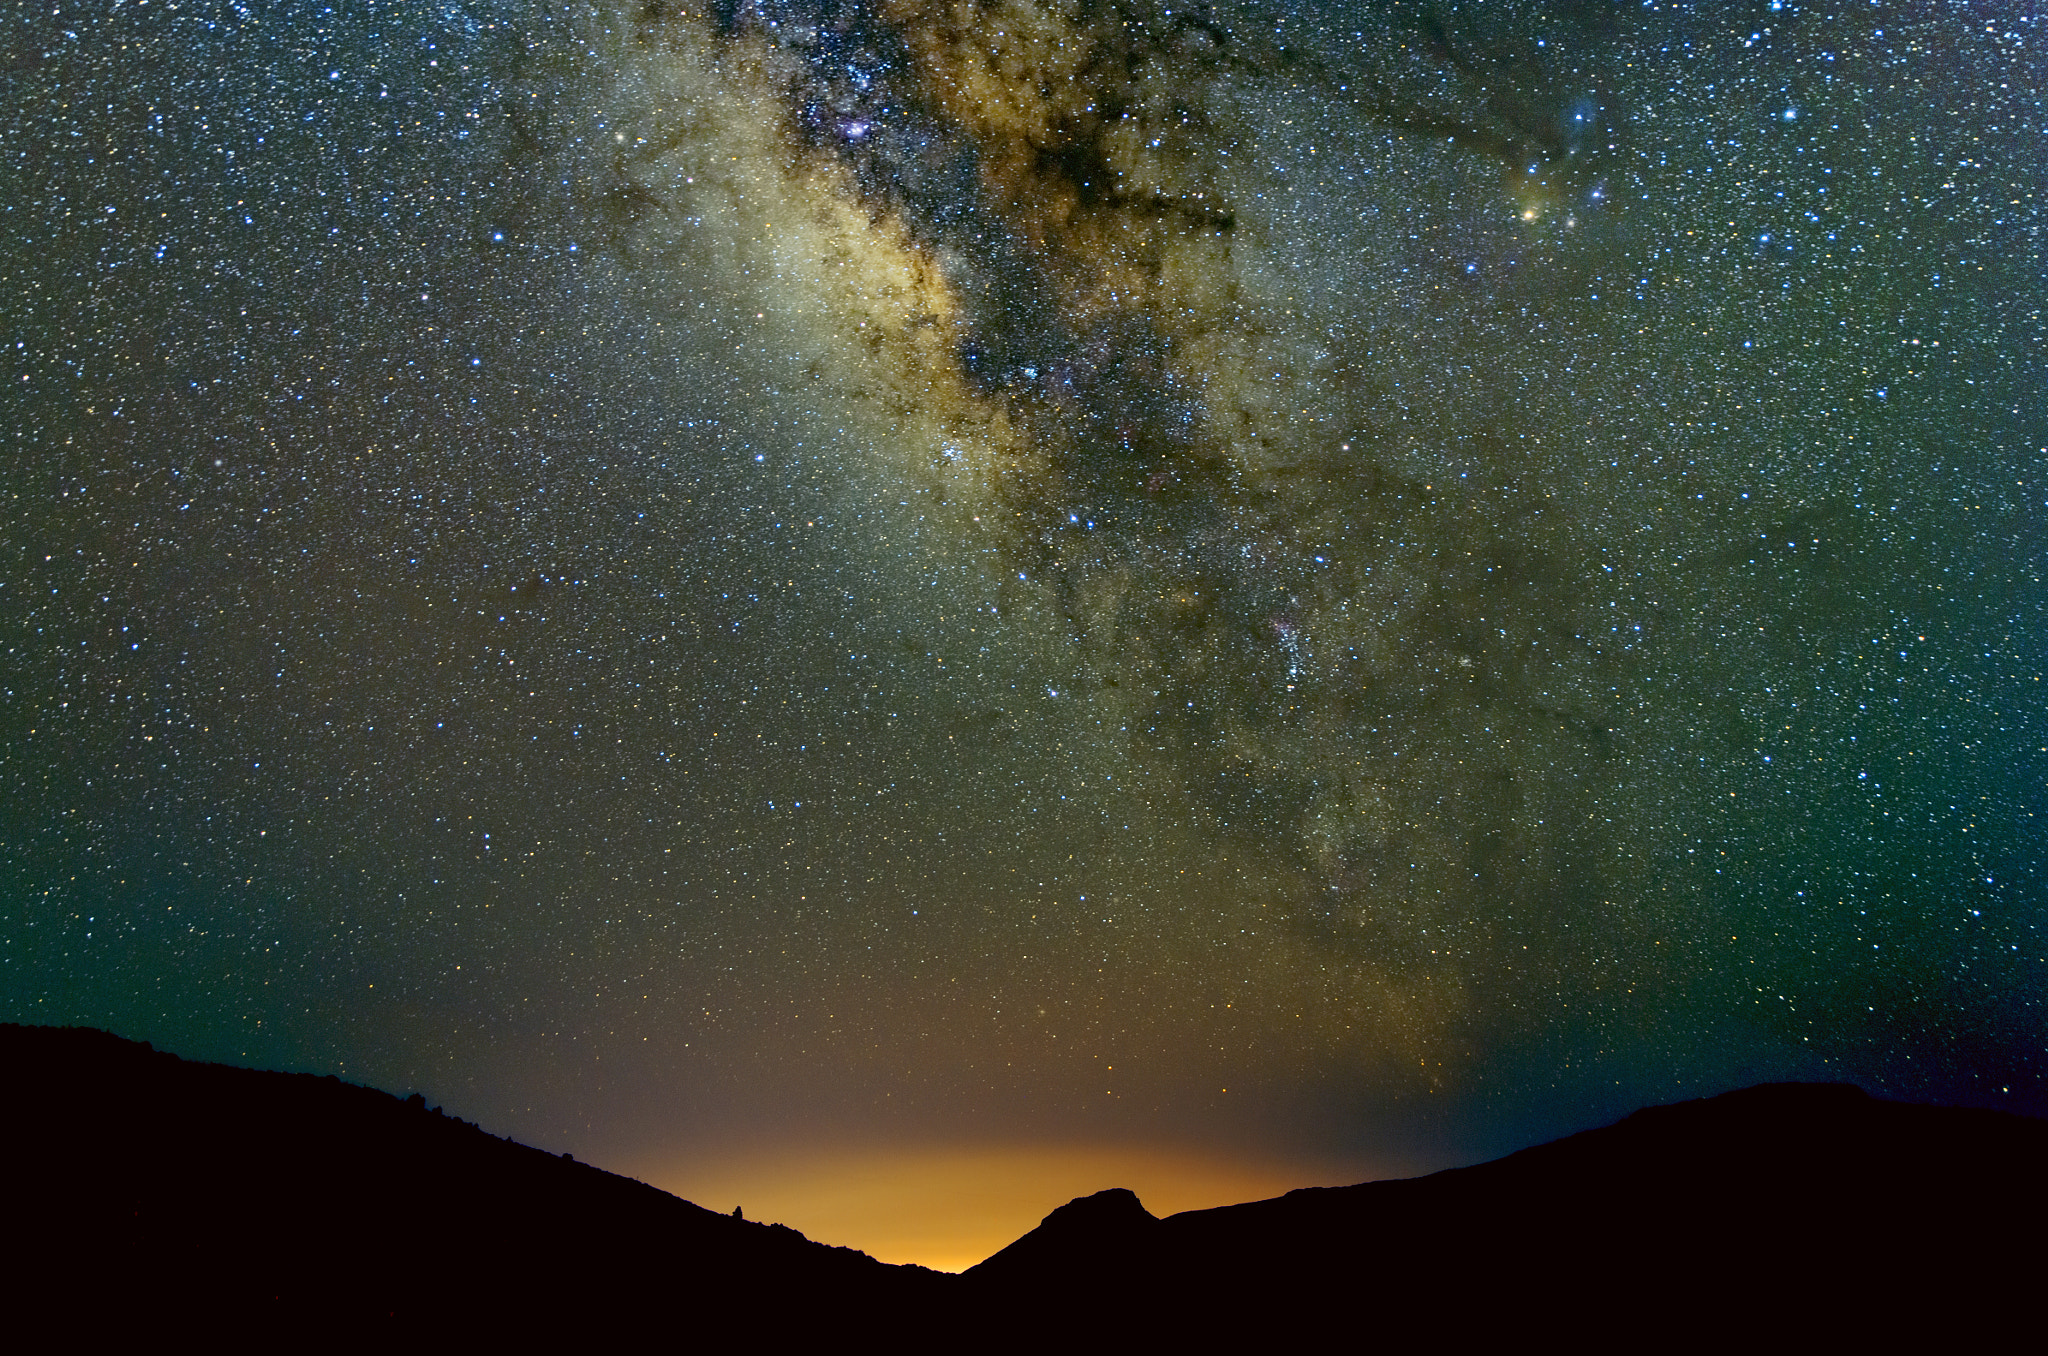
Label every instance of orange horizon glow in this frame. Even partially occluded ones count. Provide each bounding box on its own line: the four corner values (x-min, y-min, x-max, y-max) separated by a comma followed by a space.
621, 1142, 1389, 1272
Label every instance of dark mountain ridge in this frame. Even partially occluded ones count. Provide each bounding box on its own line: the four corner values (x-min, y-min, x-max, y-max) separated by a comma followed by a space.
8, 1024, 2040, 1343
3, 1024, 943, 1341
969, 1080, 2046, 1342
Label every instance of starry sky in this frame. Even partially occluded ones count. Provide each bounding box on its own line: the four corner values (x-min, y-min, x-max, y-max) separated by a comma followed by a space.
5, 0, 2044, 1267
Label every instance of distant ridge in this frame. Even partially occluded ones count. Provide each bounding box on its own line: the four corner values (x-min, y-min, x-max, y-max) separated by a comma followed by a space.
968, 1185, 1162, 1282
7, 1024, 2041, 1343
968, 1081, 2048, 1342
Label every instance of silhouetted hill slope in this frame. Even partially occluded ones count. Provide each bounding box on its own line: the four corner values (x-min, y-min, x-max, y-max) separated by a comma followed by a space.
2, 1024, 944, 1341
970, 1186, 1162, 1282
968, 1082, 2048, 1342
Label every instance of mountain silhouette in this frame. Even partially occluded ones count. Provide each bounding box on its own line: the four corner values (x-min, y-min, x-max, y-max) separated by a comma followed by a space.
967, 1186, 1163, 1298
3, 1024, 944, 1341
968, 1081, 2047, 1343
8, 1023, 2040, 1344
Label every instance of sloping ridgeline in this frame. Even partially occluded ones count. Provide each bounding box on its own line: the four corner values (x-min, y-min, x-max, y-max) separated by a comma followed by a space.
3, 1024, 946, 1342
965, 1082, 2048, 1344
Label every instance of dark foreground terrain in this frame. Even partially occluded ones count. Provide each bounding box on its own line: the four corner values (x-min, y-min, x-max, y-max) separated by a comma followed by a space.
3, 1024, 945, 1342
7, 1024, 2041, 1344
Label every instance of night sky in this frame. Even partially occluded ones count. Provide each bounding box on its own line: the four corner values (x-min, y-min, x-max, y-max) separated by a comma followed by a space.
5, 0, 2044, 1267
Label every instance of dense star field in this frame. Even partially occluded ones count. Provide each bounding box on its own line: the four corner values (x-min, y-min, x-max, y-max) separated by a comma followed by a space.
5, 0, 2044, 1263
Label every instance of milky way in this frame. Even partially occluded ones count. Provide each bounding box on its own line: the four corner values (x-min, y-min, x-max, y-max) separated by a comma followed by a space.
5, 0, 2044, 1217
